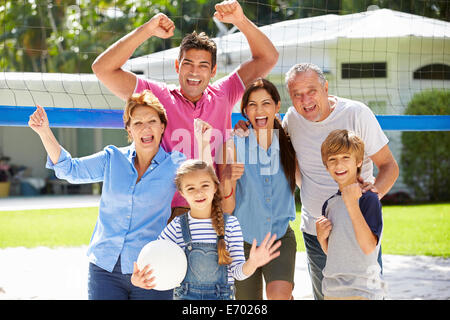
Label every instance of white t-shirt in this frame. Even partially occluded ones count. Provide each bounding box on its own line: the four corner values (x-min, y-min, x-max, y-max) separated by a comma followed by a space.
282, 96, 389, 236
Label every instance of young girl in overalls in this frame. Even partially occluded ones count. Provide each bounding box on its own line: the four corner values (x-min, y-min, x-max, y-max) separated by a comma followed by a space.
131, 123, 281, 300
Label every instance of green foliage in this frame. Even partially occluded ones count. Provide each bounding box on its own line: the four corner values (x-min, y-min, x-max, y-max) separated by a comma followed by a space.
401, 90, 450, 201
1, 0, 448, 74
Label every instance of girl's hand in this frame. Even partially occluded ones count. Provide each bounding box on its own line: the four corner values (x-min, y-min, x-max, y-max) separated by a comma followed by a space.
247, 232, 281, 271
28, 104, 50, 135
131, 262, 156, 290
194, 118, 213, 143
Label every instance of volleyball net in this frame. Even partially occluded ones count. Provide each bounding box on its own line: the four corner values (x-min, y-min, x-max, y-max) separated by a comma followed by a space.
0, 0, 449, 130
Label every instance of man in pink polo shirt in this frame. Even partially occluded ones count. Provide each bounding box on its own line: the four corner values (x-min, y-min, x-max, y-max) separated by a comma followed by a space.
92, 0, 278, 219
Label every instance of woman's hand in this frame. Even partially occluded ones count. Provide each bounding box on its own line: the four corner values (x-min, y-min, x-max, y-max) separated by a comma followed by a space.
28, 104, 50, 136
131, 262, 156, 290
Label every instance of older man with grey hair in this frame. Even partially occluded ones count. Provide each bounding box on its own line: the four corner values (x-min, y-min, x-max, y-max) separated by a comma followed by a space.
235, 62, 399, 300
283, 62, 398, 300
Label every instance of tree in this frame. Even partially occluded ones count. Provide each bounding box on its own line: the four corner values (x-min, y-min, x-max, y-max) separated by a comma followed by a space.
1, 0, 448, 74
401, 90, 450, 201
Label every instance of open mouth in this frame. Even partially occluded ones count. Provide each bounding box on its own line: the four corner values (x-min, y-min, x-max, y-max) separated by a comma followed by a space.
141, 135, 154, 144
334, 170, 348, 177
187, 78, 201, 86
303, 104, 317, 113
255, 116, 268, 127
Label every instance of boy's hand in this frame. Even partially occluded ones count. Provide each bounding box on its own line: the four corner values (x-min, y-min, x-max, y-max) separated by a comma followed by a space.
342, 182, 362, 205
28, 105, 50, 135
146, 13, 175, 39
131, 262, 156, 290
315, 216, 332, 243
214, 0, 245, 25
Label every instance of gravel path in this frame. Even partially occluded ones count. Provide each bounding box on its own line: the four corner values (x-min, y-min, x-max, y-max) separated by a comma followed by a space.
0, 246, 448, 300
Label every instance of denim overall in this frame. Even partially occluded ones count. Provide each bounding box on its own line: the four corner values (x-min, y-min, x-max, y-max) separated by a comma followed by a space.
173, 212, 235, 300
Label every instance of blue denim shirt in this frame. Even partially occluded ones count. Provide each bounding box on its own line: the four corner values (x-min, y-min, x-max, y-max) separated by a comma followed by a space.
233, 129, 296, 245
46, 143, 185, 274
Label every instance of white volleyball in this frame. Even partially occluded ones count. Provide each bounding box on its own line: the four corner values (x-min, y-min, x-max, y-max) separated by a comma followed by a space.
136, 239, 187, 291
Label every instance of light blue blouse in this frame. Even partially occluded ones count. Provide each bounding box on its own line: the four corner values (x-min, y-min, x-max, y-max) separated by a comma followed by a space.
46, 143, 185, 274
233, 129, 296, 245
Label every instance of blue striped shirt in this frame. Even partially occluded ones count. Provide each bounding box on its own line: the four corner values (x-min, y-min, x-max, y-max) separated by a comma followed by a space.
46, 143, 185, 274
158, 212, 248, 283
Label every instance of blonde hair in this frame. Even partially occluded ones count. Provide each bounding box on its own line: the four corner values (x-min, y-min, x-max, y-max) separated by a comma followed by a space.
174, 159, 232, 265
321, 129, 365, 177
123, 90, 168, 142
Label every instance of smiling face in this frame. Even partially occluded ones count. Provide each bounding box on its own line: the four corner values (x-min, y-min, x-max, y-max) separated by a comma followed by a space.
179, 169, 217, 214
175, 49, 217, 103
244, 88, 281, 132
126, 105, 165, 154
325, 152, 362, 189
287, 70, 331, 122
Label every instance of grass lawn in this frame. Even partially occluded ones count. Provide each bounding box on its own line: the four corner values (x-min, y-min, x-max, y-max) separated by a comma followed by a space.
0, 207, 97, 248
0, 203, 449, 257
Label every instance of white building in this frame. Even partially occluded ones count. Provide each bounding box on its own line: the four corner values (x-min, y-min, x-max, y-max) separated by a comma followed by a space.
0, 8, 448, 195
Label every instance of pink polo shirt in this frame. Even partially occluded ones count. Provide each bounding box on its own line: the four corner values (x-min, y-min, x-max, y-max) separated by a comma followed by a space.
135, 71, 245, 207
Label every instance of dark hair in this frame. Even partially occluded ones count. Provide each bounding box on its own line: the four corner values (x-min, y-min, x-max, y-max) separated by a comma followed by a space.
241, 78, 297, 194
179, 31, 217, 69
175, 159, 232, 265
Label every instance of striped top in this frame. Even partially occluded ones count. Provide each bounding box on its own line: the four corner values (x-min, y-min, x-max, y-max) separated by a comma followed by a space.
158, 212, 248, 284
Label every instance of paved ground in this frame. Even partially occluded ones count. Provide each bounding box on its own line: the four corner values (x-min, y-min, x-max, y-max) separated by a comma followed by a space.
0, 195, 449, 300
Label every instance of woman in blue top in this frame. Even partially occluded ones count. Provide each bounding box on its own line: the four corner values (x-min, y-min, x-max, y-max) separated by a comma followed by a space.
218, 78, 300, 300
28, 90, 185, 300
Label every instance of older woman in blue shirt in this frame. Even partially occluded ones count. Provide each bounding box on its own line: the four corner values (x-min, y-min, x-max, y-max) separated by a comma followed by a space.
28, 90, 185, 300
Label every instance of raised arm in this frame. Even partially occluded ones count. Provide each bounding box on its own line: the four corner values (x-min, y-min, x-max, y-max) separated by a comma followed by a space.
342, 183, 378, 255
28, 105, 61, 164
91, 13, 175, 100
194, 118, 214, 167
214, 0, 278, 87
217, 139, 244, 213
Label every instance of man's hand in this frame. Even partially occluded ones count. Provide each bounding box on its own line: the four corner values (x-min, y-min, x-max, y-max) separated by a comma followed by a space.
146, 13, 175, 39
357, 176, 380, 198
233, 119, 250, 138
214, 0, 245, 25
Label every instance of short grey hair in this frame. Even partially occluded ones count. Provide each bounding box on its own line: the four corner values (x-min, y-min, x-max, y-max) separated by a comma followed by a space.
285, 63, 327, 88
